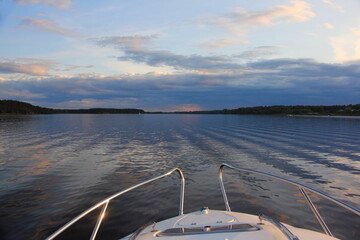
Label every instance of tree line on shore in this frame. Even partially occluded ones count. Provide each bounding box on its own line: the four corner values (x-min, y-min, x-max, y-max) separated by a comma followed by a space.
1, 99, 359, 116
0, 100, 144, 114
181, 104, 360, 116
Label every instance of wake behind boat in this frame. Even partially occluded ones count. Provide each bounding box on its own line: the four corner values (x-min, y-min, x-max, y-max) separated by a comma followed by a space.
46, 163, 360, 240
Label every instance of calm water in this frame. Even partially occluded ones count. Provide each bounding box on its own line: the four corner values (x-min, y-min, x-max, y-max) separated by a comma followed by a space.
0, 114, 359, 240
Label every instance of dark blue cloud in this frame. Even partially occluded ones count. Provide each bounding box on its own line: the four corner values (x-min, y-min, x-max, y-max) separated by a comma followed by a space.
118, 49, 241, 70
233, 46, 282, 61
95, 35, 242, 70
1, 57, 359, 110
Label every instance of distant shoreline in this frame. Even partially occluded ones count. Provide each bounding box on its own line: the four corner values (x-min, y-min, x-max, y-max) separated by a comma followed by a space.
1, 113, 359, 117
284, 114, 360, 118
1, 100, 359, 116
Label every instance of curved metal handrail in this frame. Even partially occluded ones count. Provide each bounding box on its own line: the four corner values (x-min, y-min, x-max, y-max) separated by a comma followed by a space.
259, 214, 299, 240
219, 163, 360, 237
46, 168, 185, 240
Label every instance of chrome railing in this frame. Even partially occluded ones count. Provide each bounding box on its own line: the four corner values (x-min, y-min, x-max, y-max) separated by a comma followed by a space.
259, 214, 299, 240
46, 168, 185, 240
219, 163, 360, 237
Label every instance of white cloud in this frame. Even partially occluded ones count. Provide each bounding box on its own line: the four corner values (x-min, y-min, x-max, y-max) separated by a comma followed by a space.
202, 0, 315, 36
15, 0, 72, 9
321, 0, 345, 13
324, 23, 334, 29
19, 18, 80, 37
330, 30, 360, 62
199, 38, 250, 49
76, 73, 106, 79
352, 28, 360, 37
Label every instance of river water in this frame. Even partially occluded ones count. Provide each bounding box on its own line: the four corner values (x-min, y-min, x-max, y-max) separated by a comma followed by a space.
0, 114, 359, 239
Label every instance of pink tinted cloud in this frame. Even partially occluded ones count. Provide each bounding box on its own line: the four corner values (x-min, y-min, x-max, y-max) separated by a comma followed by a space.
20, 18, 80, 37
15, 0, 72, 9
202, 1, 315, 36
0, 58, 54, 75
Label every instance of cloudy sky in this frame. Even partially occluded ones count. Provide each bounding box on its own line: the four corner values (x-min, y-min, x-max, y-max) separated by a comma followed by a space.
0, 0, 359, 111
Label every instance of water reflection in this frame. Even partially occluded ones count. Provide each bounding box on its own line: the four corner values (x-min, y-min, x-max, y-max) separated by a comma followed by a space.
0, 114, 359, 239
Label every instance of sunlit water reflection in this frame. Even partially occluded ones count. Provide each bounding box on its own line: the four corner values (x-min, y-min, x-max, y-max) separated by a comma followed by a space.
0, 114, 359, 239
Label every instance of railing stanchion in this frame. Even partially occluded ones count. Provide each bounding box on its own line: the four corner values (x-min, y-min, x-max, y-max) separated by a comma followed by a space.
299, 187, 333, 236
219, 165, 231, 212
178, 169, 185, 215
90, 200, 109, 240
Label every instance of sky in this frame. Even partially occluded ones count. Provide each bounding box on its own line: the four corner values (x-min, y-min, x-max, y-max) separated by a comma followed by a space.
0, 0, 359, 111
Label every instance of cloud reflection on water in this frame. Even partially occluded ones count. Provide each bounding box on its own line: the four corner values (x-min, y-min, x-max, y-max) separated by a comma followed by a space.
0, 114, 359, 239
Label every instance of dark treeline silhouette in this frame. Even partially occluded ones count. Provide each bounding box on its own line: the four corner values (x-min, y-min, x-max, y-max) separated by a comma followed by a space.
0, 100, 144, 114
0, 100, 54, 114
176, 104, 360, 116
1, 100, 359, 116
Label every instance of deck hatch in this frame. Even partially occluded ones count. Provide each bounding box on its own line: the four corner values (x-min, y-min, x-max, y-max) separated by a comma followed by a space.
156, 223, 259, 236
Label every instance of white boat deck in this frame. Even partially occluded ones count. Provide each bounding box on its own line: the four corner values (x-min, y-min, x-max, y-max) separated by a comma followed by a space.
121, 209, 340, 240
